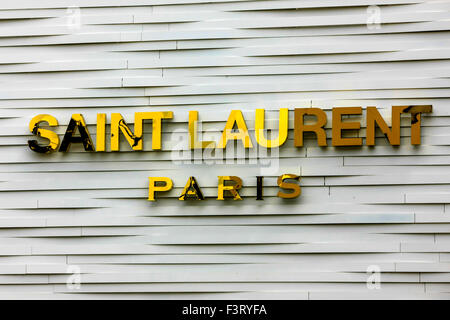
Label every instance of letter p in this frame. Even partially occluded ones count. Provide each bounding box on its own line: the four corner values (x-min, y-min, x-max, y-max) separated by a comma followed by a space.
148, 177, 173, 201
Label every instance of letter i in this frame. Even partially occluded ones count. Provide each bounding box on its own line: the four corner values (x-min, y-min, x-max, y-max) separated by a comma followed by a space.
97, 113, 106, 152
256, 176, 264, 200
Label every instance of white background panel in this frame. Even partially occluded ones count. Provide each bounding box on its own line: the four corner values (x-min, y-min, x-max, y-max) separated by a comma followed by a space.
0, 0, 448, 300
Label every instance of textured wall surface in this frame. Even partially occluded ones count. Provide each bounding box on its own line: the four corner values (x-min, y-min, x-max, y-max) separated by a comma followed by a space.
0, 0, 449, 299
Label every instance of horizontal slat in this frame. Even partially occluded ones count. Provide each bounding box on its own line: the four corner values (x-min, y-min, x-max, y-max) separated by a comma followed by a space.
0, 0, 448, 300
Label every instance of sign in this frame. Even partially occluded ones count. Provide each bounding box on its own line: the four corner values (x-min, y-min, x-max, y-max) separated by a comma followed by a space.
27, 105, 432, 201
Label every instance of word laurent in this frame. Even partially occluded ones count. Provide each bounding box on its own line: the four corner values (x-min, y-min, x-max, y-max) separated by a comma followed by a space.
148, 175, 301, 201
28, 105, 432, 153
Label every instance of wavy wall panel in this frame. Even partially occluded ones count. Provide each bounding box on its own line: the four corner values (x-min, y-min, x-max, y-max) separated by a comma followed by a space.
0, 0, 449, 299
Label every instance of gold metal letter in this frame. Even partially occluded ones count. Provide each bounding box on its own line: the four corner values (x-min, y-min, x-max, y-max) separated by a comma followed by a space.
217, 176, 243, 200
332, 107, 363, 146
255, 108, 288, 148
277, 174, 301, 199
396, 105, 432, 145
217, 110, 253, 149
179, 176, 205, 200
188, 111, 216, 149
28, 114, 59, 153
135, 111, 173, 150
59, 114, 95, 152
366, 107, 402, 146
111, 113, 140, 151
294, 108, 328, 147
148, 177, 173, 201
96, 113, 106, 152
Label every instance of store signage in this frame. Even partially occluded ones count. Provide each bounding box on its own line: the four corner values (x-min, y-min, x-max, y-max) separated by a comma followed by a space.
27, 105, 432, 201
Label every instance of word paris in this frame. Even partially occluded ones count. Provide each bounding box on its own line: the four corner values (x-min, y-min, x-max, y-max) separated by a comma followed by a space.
28, 105, 432, 153
148, 175, 300, 201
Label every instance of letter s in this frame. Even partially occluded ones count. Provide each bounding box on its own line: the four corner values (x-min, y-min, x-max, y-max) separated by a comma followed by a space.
277, 174, 301, 199
28, 114, 59, 153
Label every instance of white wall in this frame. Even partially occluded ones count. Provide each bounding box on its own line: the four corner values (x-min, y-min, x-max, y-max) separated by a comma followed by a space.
0, 0, 449, 299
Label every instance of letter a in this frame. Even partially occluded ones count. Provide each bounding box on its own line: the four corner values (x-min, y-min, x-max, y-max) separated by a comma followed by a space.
179, 176, 205, 200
